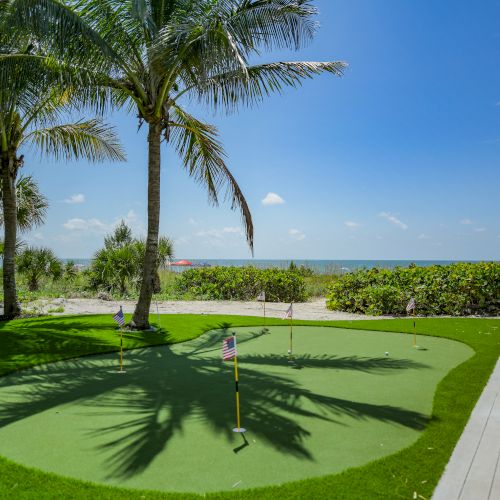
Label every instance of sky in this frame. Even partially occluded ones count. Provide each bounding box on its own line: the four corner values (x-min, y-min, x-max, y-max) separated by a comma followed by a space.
20, 0, 500, 260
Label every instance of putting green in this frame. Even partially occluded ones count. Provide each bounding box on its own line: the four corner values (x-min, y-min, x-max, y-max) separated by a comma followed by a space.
0, 326, 472, 493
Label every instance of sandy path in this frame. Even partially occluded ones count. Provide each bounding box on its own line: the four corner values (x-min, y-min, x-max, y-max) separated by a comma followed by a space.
32, 298, 384, 321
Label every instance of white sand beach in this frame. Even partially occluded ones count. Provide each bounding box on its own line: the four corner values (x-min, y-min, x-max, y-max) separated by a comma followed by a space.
28, 298, 384, 321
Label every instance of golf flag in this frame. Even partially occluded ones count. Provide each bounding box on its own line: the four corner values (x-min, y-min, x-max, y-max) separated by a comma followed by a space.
113, 306, 125, 326
283, 303, 293, 320
222, 335, 237, 361
257, 291, 266, 302
406, 297, 416, 312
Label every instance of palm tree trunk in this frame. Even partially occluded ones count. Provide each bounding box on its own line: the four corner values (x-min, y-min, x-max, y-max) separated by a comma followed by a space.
131, 122, 162, 329
1, 153, 21, 318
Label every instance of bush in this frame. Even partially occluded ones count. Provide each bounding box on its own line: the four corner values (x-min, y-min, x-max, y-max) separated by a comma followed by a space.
85, 221, 174, 296
326, 262, 500, 316
16, 247, 63, 291
174, 266, 307, 302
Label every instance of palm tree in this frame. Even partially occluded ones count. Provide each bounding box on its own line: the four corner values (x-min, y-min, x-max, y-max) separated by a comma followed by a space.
0, 28, 125, 317
0, 175, 48, 232
13, 0, 346, 328
16, 246, 63, 292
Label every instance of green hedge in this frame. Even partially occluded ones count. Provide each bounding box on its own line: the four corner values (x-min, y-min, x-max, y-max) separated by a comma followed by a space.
326, 262, 500, 316
174, 266, 307, 302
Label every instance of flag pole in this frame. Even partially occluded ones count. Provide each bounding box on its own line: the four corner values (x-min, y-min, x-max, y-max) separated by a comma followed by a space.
413, 308, 417, 348
119, 326, 124, 372
288, 303, 294, 363
232, 335, 245, 433
263, 299, 266, 327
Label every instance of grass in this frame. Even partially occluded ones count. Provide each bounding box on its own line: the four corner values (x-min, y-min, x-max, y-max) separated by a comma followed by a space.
0, 315, 498, 499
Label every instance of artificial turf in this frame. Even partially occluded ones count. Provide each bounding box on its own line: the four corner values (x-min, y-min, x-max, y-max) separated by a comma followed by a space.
0, 315, 498, 499
0, 325, 472, 493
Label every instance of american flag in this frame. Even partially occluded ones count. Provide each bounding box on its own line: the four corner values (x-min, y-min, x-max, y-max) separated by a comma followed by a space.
283, 303, 293, 320
222, 335, 237, 361
257, 291, 266, 302
406, 298, 416, 312
113, 307, 125, 326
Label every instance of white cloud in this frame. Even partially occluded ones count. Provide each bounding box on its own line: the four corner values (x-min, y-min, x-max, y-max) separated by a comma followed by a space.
460, 218, 473, 225
378, 212, 408, 230
63, 218, 108, 232
188, 218, 198, 226
64, 194, 85, 204
62, 210, 144, 236
289, 228, 306, 241
345, 221, 361, 229
418, 233, 431, 240
262, 192, 285, 206
195, 226, 243, 241
474, 227, 487, 232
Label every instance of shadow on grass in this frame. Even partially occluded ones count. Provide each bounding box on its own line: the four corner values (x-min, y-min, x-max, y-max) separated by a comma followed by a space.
0, 328, 430, 481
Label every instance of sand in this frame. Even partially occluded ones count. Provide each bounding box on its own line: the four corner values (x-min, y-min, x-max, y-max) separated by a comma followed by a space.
27, 297, 385, 321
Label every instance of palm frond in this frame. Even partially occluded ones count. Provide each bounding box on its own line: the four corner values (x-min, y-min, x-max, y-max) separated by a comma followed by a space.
22, 119, 126, 162
0, 175, 48, 232
169, 105, 253, 252
183, 60, 347, 110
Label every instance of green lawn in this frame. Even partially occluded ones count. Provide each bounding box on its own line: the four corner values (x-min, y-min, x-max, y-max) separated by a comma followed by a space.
0, 315, 498, 499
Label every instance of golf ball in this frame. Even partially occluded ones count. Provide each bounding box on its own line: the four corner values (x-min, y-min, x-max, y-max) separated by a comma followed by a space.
385, 352, 389, 356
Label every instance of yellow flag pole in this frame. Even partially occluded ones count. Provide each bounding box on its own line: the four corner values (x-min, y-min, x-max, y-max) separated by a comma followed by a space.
234, 355, 241, 430
231, 334, 245, 433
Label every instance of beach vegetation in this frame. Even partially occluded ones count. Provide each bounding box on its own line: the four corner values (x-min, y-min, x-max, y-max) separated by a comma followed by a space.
326, 262, 500, 316
85, 222, 174, 296
16, 246, 63, 292
174, 266, 307, 302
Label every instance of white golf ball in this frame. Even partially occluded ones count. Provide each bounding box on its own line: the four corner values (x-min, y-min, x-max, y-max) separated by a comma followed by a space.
385, 352, 389, 356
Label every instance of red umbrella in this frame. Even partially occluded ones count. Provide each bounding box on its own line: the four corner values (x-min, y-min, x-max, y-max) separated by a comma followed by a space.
171, 259, 193, 266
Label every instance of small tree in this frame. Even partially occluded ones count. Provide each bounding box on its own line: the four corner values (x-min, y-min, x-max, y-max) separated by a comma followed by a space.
87, 223, 174, 296
17, 247, 62, 291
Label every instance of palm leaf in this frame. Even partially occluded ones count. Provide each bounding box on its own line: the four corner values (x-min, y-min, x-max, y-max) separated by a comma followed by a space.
22, 119, 126, 162
169, 105, 253, 251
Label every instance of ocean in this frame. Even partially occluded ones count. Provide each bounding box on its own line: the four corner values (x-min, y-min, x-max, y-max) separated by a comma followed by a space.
64, 258, 491, 275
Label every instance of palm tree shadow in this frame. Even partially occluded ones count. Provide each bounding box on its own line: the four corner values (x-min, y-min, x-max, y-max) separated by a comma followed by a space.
0, 339, 431, 481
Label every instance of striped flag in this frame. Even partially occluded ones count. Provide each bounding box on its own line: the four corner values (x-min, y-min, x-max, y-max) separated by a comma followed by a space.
406, 297, 416, 312
283, 303, 293, 320
222, 335, 237, 361
113, 306, 125, 326
257, 291, 266, 302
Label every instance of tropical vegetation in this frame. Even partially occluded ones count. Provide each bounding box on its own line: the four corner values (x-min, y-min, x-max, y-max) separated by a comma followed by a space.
174, 265, 308, 301
85, 221, 174, 296
0, 4, 125, 318
10, 0, 345, 328
326, 262, 500, 316
16, 246, 63, 291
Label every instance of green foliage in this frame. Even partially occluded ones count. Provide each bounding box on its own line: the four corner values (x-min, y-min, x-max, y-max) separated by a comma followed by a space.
326, 262, 500, 315
16, 246, 63, 291
85, 222, 174, 296
288, 260, 314, 277
174, 266, 307, 302
0, 175, 48, 232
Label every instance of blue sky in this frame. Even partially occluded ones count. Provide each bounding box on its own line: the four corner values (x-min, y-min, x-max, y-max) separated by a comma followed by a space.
21, 0, 500, 260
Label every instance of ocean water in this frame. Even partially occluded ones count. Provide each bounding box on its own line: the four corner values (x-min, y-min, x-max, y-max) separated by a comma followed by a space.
64, 258, 491, 275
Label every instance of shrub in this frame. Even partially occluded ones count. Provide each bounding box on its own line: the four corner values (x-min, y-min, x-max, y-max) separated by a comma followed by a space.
86, 222, 174, 296
17, 247, 63, 291
174, 266, 307, 302
326, 262, 500, 316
